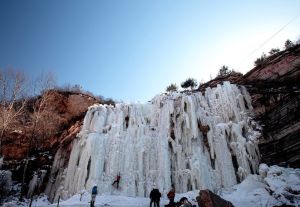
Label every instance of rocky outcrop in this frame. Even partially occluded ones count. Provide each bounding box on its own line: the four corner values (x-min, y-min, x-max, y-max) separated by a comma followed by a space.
244, 45, 300, 168
1, 90, 100, 160
196, 190, 234, 207
1, 90, 113, 199
45, 120, 82, 202
199, 44, 300, 168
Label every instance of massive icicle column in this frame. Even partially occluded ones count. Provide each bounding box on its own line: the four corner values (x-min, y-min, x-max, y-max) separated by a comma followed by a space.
59, 82, 260, 199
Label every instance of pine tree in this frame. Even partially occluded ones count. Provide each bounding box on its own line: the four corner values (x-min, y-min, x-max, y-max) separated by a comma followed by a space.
166, 83, 178, 92
181, 78, 198, 90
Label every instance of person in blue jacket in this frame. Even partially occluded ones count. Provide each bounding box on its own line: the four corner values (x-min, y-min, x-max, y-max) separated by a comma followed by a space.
91, 184, 98, 207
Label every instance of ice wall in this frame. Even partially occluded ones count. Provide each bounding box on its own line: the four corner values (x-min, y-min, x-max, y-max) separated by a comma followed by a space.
59, 82, 260, 199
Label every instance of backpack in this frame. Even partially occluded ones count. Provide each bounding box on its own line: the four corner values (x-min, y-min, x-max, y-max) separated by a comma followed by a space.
92, 186, 98, 195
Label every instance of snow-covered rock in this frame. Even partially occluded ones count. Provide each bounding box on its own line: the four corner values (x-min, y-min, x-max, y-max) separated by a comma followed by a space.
223, 164, 300, 207
259, 163, 269, 178
0, 170, 12, 199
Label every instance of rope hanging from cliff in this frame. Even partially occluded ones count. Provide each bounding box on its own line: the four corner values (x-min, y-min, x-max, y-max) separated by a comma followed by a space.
240, 11, 300, 64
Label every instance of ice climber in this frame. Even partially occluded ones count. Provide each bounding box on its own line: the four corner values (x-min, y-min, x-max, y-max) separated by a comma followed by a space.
112, 173, 121, 189
150, 188, 161, 207
90, 184, 98, 207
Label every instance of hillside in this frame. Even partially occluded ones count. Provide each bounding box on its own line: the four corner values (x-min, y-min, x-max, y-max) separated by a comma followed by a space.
0, 89, 114, 202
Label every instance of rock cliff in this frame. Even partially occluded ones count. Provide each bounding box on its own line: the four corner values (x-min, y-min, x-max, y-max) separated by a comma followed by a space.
244, 46, 300, 168
199, 44, 300, 167
0, 90, 113, 198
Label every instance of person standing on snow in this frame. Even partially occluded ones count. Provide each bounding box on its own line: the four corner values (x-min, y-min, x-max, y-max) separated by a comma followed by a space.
150, 188, 161, 207
167, 187, 176, 206
90, 184, 98, 207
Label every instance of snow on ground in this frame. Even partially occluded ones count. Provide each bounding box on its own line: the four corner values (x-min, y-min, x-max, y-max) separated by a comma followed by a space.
2, 195, 51, 207
222, 165, 300, 207
51, 165, 300, 207
3, 164, 300, 207
51, 190, 199, 207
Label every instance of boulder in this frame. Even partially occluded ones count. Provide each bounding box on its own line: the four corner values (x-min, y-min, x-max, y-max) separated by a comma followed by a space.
196, 190, 234, 207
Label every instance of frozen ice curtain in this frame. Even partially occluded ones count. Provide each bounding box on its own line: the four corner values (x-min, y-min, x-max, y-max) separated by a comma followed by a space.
60, 82, 260, 199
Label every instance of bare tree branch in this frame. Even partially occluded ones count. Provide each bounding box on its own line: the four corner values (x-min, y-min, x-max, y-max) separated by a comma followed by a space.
0, 69, 27, 155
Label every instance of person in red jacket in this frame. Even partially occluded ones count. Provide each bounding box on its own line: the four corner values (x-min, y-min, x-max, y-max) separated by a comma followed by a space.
167, 187, 175, 206
112, 173, 121, 189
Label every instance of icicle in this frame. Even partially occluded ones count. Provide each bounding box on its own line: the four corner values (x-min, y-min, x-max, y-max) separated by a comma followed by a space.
0, 156, 3, 169
28, 172, 39, 198
0, 170, 12, 196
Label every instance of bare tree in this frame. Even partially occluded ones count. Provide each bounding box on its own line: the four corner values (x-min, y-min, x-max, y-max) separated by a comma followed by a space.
20, 72, 56, 200
0, 69, 27, 156
30, 72, 57, 148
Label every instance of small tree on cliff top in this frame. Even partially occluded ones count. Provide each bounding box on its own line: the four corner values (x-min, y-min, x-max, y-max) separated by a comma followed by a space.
284, 39, 294, 49
166, 83, 178, 92
218, 65, 229, 77
269, 48, 280, 55
254, 53, 267, 67
181, 78, 198, 90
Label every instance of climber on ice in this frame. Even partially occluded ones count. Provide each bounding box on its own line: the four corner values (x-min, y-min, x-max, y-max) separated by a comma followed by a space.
112, 172, 121, 189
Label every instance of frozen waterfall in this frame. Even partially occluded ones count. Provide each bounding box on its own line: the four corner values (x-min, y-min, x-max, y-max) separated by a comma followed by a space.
60, 82, 260, 198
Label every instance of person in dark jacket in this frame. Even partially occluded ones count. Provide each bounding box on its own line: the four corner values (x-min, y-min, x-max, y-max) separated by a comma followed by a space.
90, 184, 98, 207
150, 188, 161, 207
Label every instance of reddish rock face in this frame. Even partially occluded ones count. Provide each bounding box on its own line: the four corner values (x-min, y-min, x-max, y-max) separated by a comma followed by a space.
196, 190, 234, 207
0, 90, 104, 195
1, 91, 99, 161
243, 46, 300, 168
2, 144, 27, 160
244, 49, 300, 82
198, 44, 300, 168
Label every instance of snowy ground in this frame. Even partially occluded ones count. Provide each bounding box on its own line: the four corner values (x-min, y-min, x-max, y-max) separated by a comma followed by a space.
3, 164, 300, 207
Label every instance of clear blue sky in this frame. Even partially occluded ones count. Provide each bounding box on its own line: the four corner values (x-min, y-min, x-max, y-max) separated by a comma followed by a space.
1, 1, 299, 102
